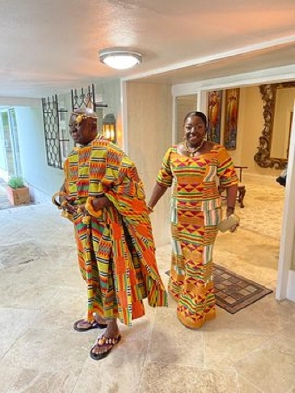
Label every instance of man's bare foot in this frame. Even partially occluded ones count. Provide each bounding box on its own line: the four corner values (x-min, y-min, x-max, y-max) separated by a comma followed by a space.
93, 312, 109, 325
90, 319, 120, 359
73, 318, 107, 332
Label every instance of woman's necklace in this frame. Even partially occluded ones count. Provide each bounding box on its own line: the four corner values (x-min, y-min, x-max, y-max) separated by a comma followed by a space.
184, 139, 205, 157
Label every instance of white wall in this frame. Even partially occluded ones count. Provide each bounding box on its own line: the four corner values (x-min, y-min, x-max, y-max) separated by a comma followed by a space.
125, 81, 173, 247
95, 80, 122, 145
276, 101, 295, 301
0, 116, 7, 172
15, 105, 64, 202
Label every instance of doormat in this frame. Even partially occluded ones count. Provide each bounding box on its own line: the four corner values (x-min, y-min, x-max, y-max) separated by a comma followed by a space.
165, 264, 273, 314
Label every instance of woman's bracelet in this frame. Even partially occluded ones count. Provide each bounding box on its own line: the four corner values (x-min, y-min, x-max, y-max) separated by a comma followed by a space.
147, 205, 154, 213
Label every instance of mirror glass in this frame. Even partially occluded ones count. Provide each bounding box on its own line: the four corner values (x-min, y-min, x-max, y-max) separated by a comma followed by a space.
254, 82, 295, 169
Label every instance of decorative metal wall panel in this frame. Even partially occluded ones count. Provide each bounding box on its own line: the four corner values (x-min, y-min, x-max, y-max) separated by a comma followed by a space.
70, 84, 107, 133
42, 95, 69, 169
71, 84, 95, 110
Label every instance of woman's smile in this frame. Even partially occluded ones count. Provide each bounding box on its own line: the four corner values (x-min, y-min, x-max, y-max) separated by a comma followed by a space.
187, 133, 202, 145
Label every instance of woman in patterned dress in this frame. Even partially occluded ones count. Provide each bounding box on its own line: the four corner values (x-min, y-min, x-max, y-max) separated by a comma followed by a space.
148, 111, 238, 329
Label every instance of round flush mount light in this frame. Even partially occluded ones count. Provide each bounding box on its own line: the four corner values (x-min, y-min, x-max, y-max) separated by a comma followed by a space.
99, 49, 142, 70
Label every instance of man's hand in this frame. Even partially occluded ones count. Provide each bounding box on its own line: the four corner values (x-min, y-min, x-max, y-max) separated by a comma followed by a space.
59, 195, 77, 214
91, 196, 112, 211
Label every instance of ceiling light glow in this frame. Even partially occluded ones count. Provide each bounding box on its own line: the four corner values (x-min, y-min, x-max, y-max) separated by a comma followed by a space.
99, 49, 142, 70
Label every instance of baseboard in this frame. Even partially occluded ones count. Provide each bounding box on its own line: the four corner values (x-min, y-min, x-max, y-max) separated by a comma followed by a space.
29, 185, 51, 204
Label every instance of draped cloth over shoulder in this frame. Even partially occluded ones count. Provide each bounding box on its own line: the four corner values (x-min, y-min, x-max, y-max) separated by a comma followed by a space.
63, 136, 167, 326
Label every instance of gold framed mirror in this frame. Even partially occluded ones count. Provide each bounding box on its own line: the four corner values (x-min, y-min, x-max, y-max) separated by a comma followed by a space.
254, 82, 295, 169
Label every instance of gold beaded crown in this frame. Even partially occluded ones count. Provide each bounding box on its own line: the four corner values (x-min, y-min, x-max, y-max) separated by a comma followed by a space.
71, 108, 97, 125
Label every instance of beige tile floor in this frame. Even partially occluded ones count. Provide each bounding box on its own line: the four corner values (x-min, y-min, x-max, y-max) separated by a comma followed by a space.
0, 177, 295, 393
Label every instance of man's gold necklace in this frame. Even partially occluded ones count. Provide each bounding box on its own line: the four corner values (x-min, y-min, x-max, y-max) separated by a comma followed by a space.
184, 139, 205, 157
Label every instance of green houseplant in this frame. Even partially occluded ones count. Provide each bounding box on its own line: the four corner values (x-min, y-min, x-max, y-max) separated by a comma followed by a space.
6, 176, 30, 206
7, 176, 26, 189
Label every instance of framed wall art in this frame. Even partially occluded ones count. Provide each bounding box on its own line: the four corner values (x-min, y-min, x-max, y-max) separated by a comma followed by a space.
224, 88, 240, 150
207, 90, 223, 143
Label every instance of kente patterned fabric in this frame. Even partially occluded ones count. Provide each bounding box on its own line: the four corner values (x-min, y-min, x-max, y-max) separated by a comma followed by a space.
63, 135, 167, 326
156, 144, 238, 328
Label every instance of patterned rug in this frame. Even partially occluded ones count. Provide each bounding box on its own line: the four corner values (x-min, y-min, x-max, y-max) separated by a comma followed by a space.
213, 263, 273, 314
165, 264, 273, 314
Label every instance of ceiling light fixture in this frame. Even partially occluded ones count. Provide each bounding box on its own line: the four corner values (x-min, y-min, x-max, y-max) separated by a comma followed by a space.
99, 49, 142, 70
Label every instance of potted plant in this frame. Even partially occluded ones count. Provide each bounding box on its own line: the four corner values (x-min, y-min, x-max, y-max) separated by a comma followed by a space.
6, 176, 31, 206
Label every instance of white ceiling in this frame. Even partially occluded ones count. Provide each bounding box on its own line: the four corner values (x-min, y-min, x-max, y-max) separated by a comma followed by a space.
1, 0, 295, 99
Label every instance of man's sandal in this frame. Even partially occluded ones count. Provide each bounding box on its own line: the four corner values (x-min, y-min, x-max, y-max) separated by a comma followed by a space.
90, 334, 121, 360
73, 319, 108, 332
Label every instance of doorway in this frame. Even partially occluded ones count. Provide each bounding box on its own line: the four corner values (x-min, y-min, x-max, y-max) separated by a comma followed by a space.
0, 108, 22, 181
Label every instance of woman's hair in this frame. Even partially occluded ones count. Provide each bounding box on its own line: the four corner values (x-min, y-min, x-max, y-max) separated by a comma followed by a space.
183, 111, 207, 127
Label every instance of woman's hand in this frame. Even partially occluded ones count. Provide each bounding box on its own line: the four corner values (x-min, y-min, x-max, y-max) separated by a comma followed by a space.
225, 206, 239, 232
229, 223, 239, 233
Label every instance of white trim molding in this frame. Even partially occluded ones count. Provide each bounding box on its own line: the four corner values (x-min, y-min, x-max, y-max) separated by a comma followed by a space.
287, 270, 295, 302
276, 100, 295, 301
